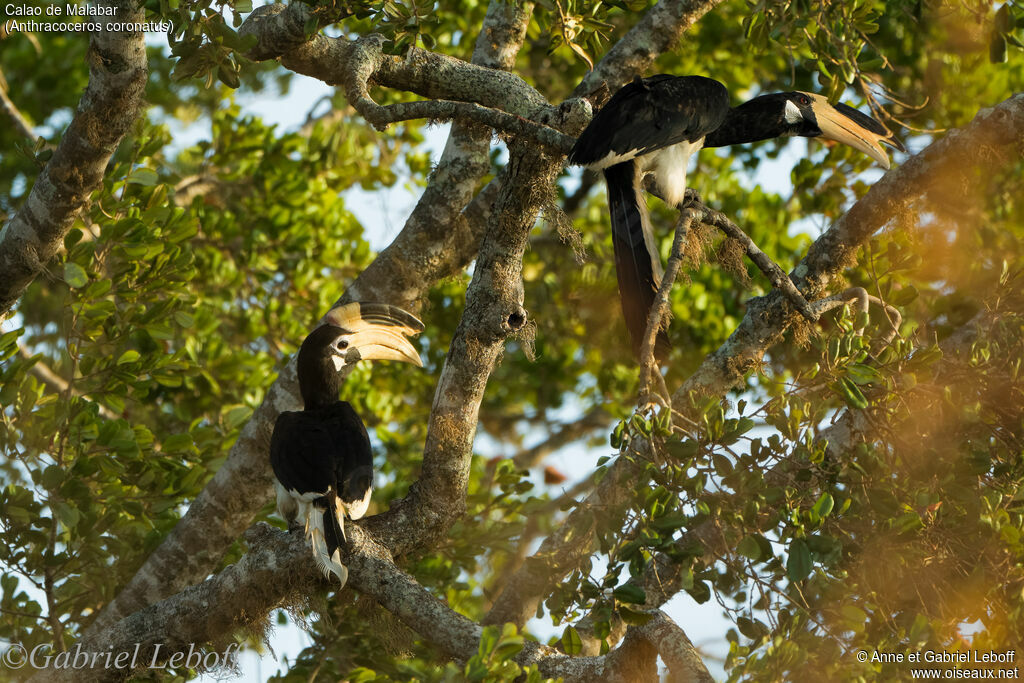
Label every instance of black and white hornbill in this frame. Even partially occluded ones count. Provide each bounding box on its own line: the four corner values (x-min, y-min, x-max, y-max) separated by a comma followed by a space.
568, 75, 905, 358
270, 302, 423, 584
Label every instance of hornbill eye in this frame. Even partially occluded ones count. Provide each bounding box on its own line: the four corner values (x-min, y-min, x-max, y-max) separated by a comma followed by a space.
336, 340, 349, 351
797, 94, 810, 106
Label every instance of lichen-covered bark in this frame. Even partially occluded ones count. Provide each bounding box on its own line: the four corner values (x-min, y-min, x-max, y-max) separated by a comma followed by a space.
68, 0, 794, 677
485, 93, 1024, 643
86, 0, 541, 640
672, 94, 1024, 405
31, 525, 318, 683
0, 0, 147, 316
364, 130, 572, 554
241, 3, 546, 116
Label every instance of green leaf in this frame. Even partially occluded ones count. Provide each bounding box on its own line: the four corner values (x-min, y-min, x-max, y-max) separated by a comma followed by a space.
812, 492, 835, 519
737, 616, 768, 640
687, 580, 711, 604
477, 625, 499, 657
117, 350, 140, 365
666, 439, 698, 460
889, 285, 918, 306
736, 535, 762, 561
840, 605, 868, 632
173, 311, 195, 328
651, 512, 689, 532
835, 378, 869, 410
41, 465, 64, 490
990, 33, 1008, 63
612, 584, 646, 604
561, 626, 582, 655
126, 168, 159, 186
0, 328, 23, 351
846, 363, 881, 385
64, 262, 88, 288
619, 605, 655, 626
492, 624, 524, 661
217, 64, 241, 89
223, 405, 251, 430
786, 539, 812, 582
995, 4, 1011, 33
54, 501, 81, 530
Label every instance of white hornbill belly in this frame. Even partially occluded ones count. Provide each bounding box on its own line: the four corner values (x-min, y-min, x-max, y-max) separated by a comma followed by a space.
568, 75, 904, 360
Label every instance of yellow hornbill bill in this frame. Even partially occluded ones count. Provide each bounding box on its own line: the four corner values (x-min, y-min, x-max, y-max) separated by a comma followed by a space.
270, 302, 423, 585
567, 75, 905, 359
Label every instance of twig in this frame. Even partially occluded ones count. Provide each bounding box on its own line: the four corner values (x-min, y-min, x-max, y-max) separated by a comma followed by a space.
341, 35, 578, 152
694, 204, 819, 322
807, 286, 902, 349
640, 182, 818, 323
19, 348, 118, 421
638, 208, 698, 399
0, 70, 36, 141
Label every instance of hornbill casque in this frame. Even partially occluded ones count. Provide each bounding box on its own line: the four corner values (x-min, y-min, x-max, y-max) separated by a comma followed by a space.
568, 75, 905, 359
270, 302, 424, 585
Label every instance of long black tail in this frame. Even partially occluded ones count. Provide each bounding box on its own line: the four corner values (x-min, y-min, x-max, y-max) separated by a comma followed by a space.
310, 490, 348, 584
604, 162, 670, 360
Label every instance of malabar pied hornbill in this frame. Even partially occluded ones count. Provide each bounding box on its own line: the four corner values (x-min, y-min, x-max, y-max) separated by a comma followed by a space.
568, 75, 905, 358
270, 302, 424, 585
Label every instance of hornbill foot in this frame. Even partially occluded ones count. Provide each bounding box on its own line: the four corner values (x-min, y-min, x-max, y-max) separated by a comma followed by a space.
681, 188, 703, 209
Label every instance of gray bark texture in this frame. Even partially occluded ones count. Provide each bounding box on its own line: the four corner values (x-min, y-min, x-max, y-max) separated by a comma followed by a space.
80, 0, 724, 659
0, 0, 147, 316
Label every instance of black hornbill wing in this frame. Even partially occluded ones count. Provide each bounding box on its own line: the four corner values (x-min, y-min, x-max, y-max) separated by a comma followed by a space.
269, 401, 373, 506
270, 401, 372, 582
569, 76, 729, 359
568, 75, 731, 168
270, 411, 335, 499
319, 401, 374, 513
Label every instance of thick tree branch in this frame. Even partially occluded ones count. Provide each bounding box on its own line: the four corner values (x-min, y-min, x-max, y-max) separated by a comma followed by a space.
0, 0, 147, 317
39, 522, 707, 683
85, 0, 543, 638
673, 94, 1024, 404
31, 524, 317, 683
484, 94, 1024, 638
340, 35, 575, 151
240, 4, 548, 118
364, 127, 572, 555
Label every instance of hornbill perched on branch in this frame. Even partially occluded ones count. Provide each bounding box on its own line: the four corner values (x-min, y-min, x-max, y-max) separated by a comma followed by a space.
568, 75, 905, 359
270, 302, 424, 585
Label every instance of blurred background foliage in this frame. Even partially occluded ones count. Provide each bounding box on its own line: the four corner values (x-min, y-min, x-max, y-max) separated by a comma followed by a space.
1, 0, 1022, 680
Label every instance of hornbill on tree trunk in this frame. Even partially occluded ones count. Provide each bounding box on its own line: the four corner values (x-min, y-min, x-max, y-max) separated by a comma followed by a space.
568, 75, 905, 359
270, 302, 424, 585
